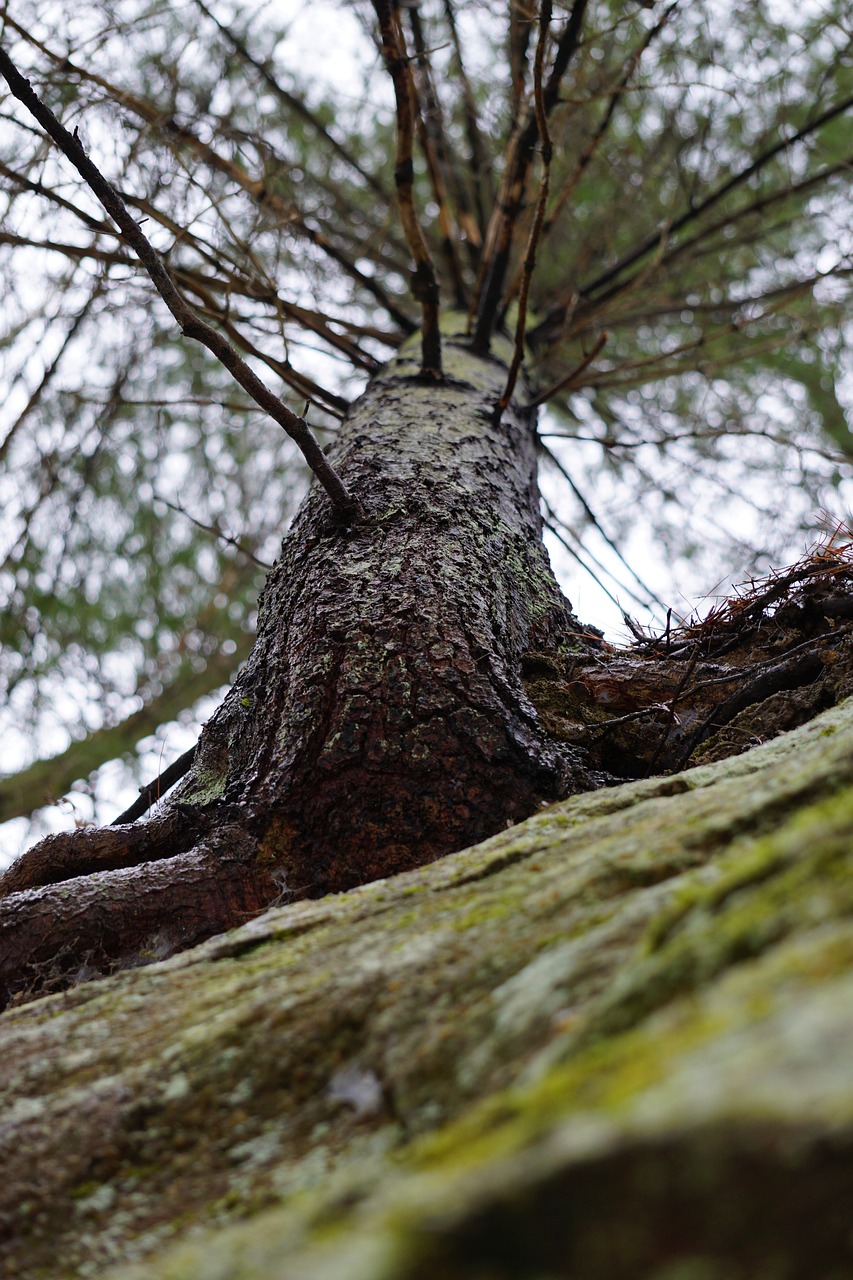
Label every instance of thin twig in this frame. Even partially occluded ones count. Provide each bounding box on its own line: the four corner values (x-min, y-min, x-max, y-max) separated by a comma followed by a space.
0, 47, 361, 521
527, 331, 609, 407
471, 0, 589, 352
543, 501, 656, 614
192, 0, 389, 202
407, 3, 468, 307
155, 496, 272, 568
543, 513, 627, 614
112, 745, 198, 825
540, 441, 668, 610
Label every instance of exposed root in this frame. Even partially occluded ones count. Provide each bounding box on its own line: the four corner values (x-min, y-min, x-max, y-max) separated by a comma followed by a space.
526, 546, 853, 779
0, 821, 273, 1009
0, 807, 200, 898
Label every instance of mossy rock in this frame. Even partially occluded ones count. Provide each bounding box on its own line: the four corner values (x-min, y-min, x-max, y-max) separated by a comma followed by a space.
3, 700, 853, 1279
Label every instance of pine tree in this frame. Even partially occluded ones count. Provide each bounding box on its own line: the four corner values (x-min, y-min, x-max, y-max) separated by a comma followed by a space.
1, 0, 852, 1003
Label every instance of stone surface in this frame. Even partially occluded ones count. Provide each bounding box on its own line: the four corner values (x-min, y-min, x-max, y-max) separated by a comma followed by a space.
2, 699, 853, 1278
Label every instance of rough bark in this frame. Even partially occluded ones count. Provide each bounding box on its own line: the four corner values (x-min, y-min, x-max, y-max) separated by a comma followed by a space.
4, 371, 853, 1005
0, 319, 596, 1002
187, 317, 593, 894
2, 699, 853, 1279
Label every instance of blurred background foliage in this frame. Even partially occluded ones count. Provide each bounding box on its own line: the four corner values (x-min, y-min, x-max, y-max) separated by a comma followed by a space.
0, 0, 851, 859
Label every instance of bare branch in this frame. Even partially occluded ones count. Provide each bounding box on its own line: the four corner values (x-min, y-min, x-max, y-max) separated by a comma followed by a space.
508, 0, 534, 133
2, 17, 416, 331
191, 0, 391, 203
442, 0, 492, 239
372, 0, 443, 376
0, 44, 361, 521
540, 440, 667, 609
112, 746, 197, 825
471, 0, 589, 352
541, 1, 679, 243
527, 330, 608, 407
497, 0, 554, 416
580, 90, 853, 302
407, 3, 468, 306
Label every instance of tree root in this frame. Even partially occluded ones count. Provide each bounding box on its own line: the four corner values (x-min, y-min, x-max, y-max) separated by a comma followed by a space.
0, 822, 275, 1009
0, 807, 199, 898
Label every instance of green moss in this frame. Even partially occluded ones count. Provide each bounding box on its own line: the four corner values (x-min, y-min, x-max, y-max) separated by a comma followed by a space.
7, 701, 853, 1280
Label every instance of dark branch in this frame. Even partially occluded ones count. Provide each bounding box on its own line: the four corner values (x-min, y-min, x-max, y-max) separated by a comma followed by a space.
442, 0, 492, 239
192, 0, 390, 203
372, 0, 443, 376
497, 0, 554, 416
407, 3, 468, 307
575, 90, 853, 308
113, 746, 197, 825
0, 44, 361, 522
472, 0, 589, 353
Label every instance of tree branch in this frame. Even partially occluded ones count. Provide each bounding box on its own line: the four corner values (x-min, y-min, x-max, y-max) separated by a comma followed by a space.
0, 44, 361, 521
541, 2, 679, 243
471, 0, 589, 353
578, 90, 853, 303
497, 0, 554, 416
407, 3, 468, 307
191, 0, 391, 203
112, 745, 197, 825
442, 0, 492, 241
371, 0, 442, 377
2, 17, 416, 332
0, 639, 252, 826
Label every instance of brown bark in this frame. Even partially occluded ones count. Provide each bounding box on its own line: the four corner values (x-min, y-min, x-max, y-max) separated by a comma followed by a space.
0, 321, 596, 1004
0, 823, 276, 1007
180, 319, 595, 893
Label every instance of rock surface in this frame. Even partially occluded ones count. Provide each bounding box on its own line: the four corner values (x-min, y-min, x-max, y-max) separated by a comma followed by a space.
2, 699, 853, 1279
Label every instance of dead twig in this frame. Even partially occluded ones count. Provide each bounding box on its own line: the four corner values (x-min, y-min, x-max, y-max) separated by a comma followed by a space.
527, 331, 609, 407
113, 746, 198, 825
497, 0, 554, 417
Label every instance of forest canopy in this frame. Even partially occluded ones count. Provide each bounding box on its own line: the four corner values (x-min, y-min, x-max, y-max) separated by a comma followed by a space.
0, 0, 851, 859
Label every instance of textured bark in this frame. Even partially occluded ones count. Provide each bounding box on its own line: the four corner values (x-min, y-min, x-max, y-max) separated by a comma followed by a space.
5, 385, 853, 1005
0, 822, 276, 1006
2, 700, 853, 1280
0, 321, 595, 1000
176, 318, 592, 896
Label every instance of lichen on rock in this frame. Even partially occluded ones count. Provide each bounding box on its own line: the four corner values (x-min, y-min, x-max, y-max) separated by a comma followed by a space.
2, 700, 853, 1279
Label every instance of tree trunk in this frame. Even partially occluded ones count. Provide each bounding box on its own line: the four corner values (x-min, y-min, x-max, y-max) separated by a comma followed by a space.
0, 321, 596, 1002
4, 320, 853, 1007
181, 318, 593, 896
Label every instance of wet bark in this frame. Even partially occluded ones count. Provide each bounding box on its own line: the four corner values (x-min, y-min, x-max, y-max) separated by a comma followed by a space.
5, 318, 853, 1008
